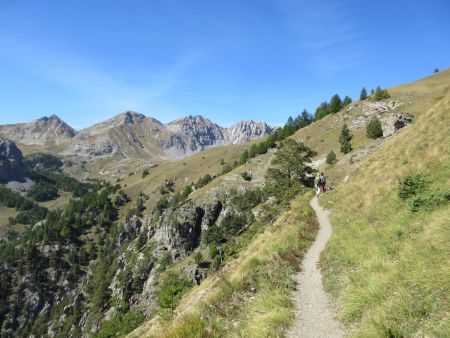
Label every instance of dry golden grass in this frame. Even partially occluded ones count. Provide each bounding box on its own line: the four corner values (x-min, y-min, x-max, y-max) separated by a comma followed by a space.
320, 82, 450, 336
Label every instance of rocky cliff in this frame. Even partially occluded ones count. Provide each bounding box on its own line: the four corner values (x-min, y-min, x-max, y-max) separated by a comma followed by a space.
0, 138, 26, 182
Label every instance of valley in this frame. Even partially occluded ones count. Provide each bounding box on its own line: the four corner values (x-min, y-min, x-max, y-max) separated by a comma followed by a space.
0, 69, 448, 338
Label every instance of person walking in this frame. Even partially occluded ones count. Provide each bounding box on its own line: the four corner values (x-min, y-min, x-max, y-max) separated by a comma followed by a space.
314, 173, 321, 197
319, 173, 327, 193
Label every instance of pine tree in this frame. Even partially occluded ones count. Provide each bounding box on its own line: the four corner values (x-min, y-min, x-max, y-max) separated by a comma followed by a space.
239, 150, 249, 165
287, 116, 294, 125
360, 87, 368, 100
328, 94, 342, 114
342, 96, 352, 106
339, 124, 353, 154
366, 117, 383, 139
314, 102, 329, 121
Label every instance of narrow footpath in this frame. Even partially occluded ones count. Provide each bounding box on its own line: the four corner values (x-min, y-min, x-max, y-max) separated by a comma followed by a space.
287, 196, 346, 338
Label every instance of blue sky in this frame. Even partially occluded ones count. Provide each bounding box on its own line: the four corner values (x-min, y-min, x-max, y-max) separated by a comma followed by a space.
0, 0, 449, 129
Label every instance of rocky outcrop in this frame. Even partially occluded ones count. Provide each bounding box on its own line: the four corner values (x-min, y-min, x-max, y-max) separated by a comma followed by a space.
0, 114, 76, 146
226, 120, 273, 144
381, 113, 414, 136
0, 138, 26, 182
154, 203, 205, 259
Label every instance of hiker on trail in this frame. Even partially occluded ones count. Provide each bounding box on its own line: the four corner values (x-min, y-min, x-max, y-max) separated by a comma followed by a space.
314, 173, 321, 197
319, 173, 327, 193
328, 182, 335, 190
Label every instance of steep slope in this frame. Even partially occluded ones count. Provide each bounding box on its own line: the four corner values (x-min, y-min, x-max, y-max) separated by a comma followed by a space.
0, 114, 76, 146
319, 83, 450, 337
0, 139, 26, 182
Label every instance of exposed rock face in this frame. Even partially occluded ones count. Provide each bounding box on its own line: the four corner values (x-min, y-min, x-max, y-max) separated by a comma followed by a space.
226, 120, 273, 144
165, 115, 228, 156
381, 113, 414, 136
0, 138, 26, 182
154, 204, 205, 259
0, 114, 76, 146
345, 101, 413, 137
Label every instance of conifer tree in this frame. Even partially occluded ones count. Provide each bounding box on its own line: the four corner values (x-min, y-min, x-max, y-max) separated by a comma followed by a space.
342, 96, 352, 106
328, 94, 342, 114
360, 87, 368, 100
339, 124, 353, 154
239, 150, 249, 165
314, 102, 329, 121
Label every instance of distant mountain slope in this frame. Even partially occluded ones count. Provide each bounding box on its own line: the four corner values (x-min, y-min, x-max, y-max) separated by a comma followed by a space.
0, 114, 76, 146
0, 111, 273, 176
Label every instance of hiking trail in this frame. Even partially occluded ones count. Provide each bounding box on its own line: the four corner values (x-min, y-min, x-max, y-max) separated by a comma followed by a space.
287, 196, 346, 338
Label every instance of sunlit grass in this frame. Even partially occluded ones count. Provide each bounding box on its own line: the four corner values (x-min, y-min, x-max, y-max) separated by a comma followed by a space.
321, 94, 450, 337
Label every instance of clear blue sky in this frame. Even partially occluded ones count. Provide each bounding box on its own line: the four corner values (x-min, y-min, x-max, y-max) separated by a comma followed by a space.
0, 0, 449, 129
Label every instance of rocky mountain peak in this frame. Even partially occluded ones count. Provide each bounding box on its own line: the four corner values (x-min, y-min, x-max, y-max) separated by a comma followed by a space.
119, 111, 147, 124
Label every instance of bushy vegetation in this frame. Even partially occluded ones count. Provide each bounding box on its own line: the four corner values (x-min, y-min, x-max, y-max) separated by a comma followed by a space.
314, 93, 353, 121
0, 185, 48, 225
398, 172, 429, 199
27, 181, 59, 201
326, 150, 337, 164
369, 86, 391, 101
157, 272, 193, 312
93, 309, 145, 338
366, 116, 383, 139
398, 172, 449, 212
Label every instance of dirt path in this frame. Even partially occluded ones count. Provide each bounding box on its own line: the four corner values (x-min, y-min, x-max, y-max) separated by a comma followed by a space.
287, 196, 346, 338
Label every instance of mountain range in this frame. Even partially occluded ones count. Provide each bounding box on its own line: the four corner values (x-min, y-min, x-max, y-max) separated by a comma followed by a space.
0, 112, 272, 160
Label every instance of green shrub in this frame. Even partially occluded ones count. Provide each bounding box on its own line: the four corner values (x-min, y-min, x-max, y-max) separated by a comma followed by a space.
93, 309, 145, 338
370, 86, 391, 101
142, 169, 149, 178
398, 173, 428, 199
158, 253, 172, 272
158, 272, 192, 311
326, 151, 337, 164
193, 252, 203, 265
367, 117, 383, 139
410, 189, 450, 212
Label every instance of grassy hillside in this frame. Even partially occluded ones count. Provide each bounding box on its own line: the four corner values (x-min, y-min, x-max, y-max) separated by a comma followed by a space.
320, 78, 450, 336
291, 68, 450, 184
118, 141, 259, 209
